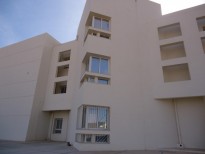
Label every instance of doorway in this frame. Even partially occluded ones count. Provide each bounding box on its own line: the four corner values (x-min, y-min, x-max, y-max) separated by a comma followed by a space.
49, 111, 69, 142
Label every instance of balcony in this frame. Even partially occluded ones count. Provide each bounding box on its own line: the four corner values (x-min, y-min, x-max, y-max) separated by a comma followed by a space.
162, 63, 191, 83
160, 42, 186, 60
158, 23, 182, 40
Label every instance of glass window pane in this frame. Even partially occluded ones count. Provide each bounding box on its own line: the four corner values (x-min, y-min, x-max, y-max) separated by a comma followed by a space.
98, 79, 109, 85
100, 59, 109, 74
94, 17, 101, 29
53, 118, 63, 134
102, 19, 109, 31
98, 107, 108, 129
87, 106, 98, 128
91, 57, 100, 73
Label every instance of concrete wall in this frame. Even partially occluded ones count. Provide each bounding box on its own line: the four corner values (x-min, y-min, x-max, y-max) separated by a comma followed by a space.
0, 34, 58, 141
26, 34, 59, 141
68, 0, 205, 151
153, 4, 205, 98
43, 41, 77, 111
0, 0, 205, 151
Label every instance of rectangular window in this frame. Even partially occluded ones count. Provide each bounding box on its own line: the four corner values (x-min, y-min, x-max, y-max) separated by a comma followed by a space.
95, 134, 109, 143
201, 37, 205, 53
54, 81, 67, 94
79, 105, 109, 130
76, 134, 110, 144
93, 17, 110, 31
53, 118, 63, 134
56, 65, 69, 77
98, 78, 109, 85
102, 19, 110, 31
90, 57, 109, 74
58, 50, 70, 62
196, 16, 205, 32
94, 17, 101, 29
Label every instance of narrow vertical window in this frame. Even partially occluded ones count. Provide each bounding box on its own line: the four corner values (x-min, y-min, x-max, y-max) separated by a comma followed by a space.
94, 17, 101, 29
53, 118, 63, 134
91, 57, 100, 73
100, 59, 109, 74
78, 105, 110, 130
102, 19, 109, 31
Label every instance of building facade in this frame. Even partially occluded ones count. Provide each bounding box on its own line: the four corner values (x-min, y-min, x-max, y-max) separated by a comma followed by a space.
0, 0, 205, 151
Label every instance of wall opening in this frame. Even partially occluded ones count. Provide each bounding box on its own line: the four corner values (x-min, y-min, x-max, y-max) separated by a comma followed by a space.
158, 23, 182, 40
58, 50, 70, 62
56, 65, 69, 77
201, 37, 205, 53
196, 16, 205, 32
54, 81, 67, 94
160, 42, 186, 60
163, 63, 191, 82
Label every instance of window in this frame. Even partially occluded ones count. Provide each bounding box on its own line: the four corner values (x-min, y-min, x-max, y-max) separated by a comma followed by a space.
54, 81, 67, 94
162, 63, 191, 82
56, 65, 69, 77
76, 134, 110, 144
53, 118, 63, 134
81, 53, 111, 86
201, 37, 205, 53
59, 50, 70, 62
90, 57, 109, 74
78, 105, 110, 130
98, 78, 109, 85
196, 16, 205, 32
84, 12, 111, 41
93, 17, 110, 31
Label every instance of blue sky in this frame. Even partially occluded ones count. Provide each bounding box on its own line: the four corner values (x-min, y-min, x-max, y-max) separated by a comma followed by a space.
0, 0, 205, 48
0, 0, 85, 47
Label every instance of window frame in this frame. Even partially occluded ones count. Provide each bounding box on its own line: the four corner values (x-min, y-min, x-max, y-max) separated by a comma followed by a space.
78, 105, 110, 130
92, 16, 110, 31
53, 118, 63, 134
88, 56, 109, 75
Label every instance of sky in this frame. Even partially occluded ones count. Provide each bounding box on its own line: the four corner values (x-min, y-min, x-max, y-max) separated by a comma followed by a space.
0, 0, 205, 48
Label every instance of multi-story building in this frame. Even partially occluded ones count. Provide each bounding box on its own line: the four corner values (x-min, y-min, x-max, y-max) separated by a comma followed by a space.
0, 0, 205, 151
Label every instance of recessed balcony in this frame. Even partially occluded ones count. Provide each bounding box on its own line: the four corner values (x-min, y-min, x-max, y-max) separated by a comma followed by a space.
160, 42, 186, 60
158, 23, 182, 40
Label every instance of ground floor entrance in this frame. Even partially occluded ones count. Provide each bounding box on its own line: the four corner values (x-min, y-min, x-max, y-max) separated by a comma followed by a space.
48, 111, 69, 142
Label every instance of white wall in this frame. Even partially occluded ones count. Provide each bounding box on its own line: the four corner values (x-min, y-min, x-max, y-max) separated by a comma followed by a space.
0, 34, 45, 141
0, 33, 59, 141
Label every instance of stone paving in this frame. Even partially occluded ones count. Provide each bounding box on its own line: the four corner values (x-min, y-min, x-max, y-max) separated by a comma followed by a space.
0, 141, 204, 154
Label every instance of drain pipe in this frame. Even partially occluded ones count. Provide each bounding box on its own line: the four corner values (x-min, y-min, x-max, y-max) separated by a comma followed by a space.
173, 99, 183, 148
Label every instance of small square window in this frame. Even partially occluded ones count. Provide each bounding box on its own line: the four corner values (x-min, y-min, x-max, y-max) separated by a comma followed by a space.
59, 50, 70, 62
54, 81, 67, 94
56, 65, 69, 77
93, 17, 110, 31
90, 57, 109, 75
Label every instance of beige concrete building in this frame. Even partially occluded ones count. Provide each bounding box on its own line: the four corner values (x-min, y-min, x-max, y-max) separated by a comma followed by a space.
0, 0, 205, 151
